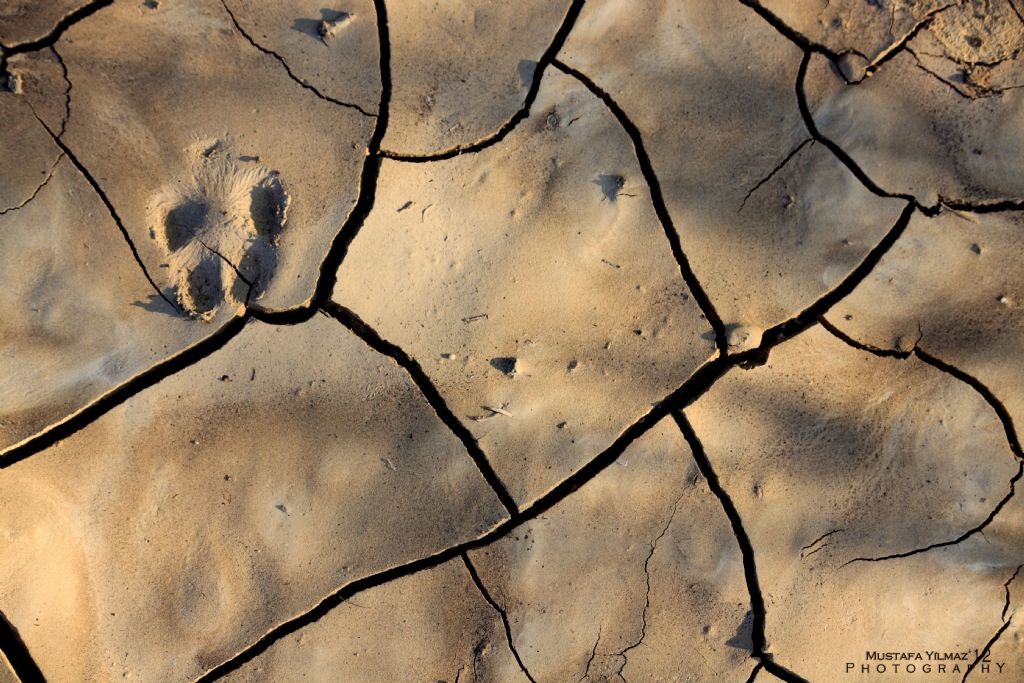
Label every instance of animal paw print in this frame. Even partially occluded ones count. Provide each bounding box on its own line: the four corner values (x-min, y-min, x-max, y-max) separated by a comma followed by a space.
151, 140, 289, 319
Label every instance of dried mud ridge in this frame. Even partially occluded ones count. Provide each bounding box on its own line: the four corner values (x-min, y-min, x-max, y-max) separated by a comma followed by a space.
1, 0, 1023, 682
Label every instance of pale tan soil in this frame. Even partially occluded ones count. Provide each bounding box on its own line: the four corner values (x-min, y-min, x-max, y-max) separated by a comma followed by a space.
222, 559, 533, 683
0, 315, 506, 682
687, 325, 1020, 680
467, 416, 753, 683
335, 67, 714, 507
383, 0, 573, 156
0, 157, 218, 450
0, 0, 88, 47
0, 1, 1022, 682
560, 0, 907, 341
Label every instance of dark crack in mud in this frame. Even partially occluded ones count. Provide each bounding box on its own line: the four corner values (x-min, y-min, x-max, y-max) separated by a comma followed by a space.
219, 0, 376, 118
1, 2, 1021, 681
379, 0, 586, 162
462, 553, 538, 683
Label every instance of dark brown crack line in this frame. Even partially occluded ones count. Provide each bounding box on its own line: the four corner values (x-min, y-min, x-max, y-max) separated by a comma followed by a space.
0, 314, 251, 468
195, 354, 738, 683
31, 112, 179, 312
461, 552, 537, 683
735, 0, 839, 59
674, 412, 766, 654
675, 412, 811, 683
0, 0, 112, 57
908, 52, 995, 101
0, 151, 63, 215
220, 0, 375, 118
52, 46, 71, 137
800, 528, 845, 558
817, 316, 911, 358
580, 628, 601, 683
322, 301, 517, 516
177, 223, 255, 291
742, 202, 916, 363
744, 662, 764, 683
816, 326, 1024, 565
962, 567, 1020, 683
859, 3, 956, 79
794, 51, 929, 212
551, 58, 728, 355
197, 204, 917, 681
738, 0, 954, 83
1010, 0, 1024, 28
247, 0, 391, 325
379, 0, 585, 162
614, 495, 682, 679
963, 620, 1012, 683
739, 139, 814, 212
0, 609, 45, 683
942, 198, 1024, 214
795, 48, 1024, 215
761, 661, 811, 683
1003, 565, 1022, 621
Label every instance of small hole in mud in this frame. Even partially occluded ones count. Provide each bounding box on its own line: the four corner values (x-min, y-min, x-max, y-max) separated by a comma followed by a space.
490, 357, 518, 375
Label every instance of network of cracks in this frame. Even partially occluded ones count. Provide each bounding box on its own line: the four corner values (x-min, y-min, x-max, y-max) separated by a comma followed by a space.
1, 0, 1023, 682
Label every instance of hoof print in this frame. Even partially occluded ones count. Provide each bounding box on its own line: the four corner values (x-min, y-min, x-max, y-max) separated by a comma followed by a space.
151, 140, 289, 320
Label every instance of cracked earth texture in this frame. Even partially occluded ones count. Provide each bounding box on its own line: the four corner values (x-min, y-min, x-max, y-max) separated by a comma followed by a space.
0, 0, 1022, 682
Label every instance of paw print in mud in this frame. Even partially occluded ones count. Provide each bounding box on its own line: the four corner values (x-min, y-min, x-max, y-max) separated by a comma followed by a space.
151, 140, 289, 319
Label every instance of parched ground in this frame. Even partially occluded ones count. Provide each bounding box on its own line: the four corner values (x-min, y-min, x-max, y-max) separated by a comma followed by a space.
1, 1, 1023, 682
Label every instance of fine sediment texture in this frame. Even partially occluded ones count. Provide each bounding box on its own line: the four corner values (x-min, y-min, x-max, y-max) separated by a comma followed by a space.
1, 1, 1022, 681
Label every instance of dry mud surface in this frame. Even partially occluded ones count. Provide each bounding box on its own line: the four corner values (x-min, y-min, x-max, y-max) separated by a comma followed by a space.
1, 1, 1023, 682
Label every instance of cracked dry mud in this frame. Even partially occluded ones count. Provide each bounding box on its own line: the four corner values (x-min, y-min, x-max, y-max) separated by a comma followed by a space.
0, 1, 1022, 683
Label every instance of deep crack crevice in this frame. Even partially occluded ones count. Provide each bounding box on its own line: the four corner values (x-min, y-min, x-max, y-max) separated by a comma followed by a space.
52, 46, 71, 137
794, 50, 923, 210
219, 0, 375, 118
321, 301, 518, 516
461, 552, 538, 683
816, 324, 1024, 565
735, 0, 837, 59
793, 47, 1024, 215
741, 663, 765, 683
379, 0, 585, 162
194, 354, 739, 683
551, 58, 728, 356
673, 412, 766, 655
740, 201, 916, 364
674, 411, 812, 683
859, 4, 958, 79
1002, 565, 1022, 622
817, 316, 913, 358
580, 628, 601, 683
0, 608, 45, 683
0, 314, 251, 468
962, 565, 1022, 682
29, 111, 179, 312
0, 0, 112, 58
247, 0, 391, 325
737, 0, 955, 83
738, 139, 814, 212
0, 151, 63, 215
